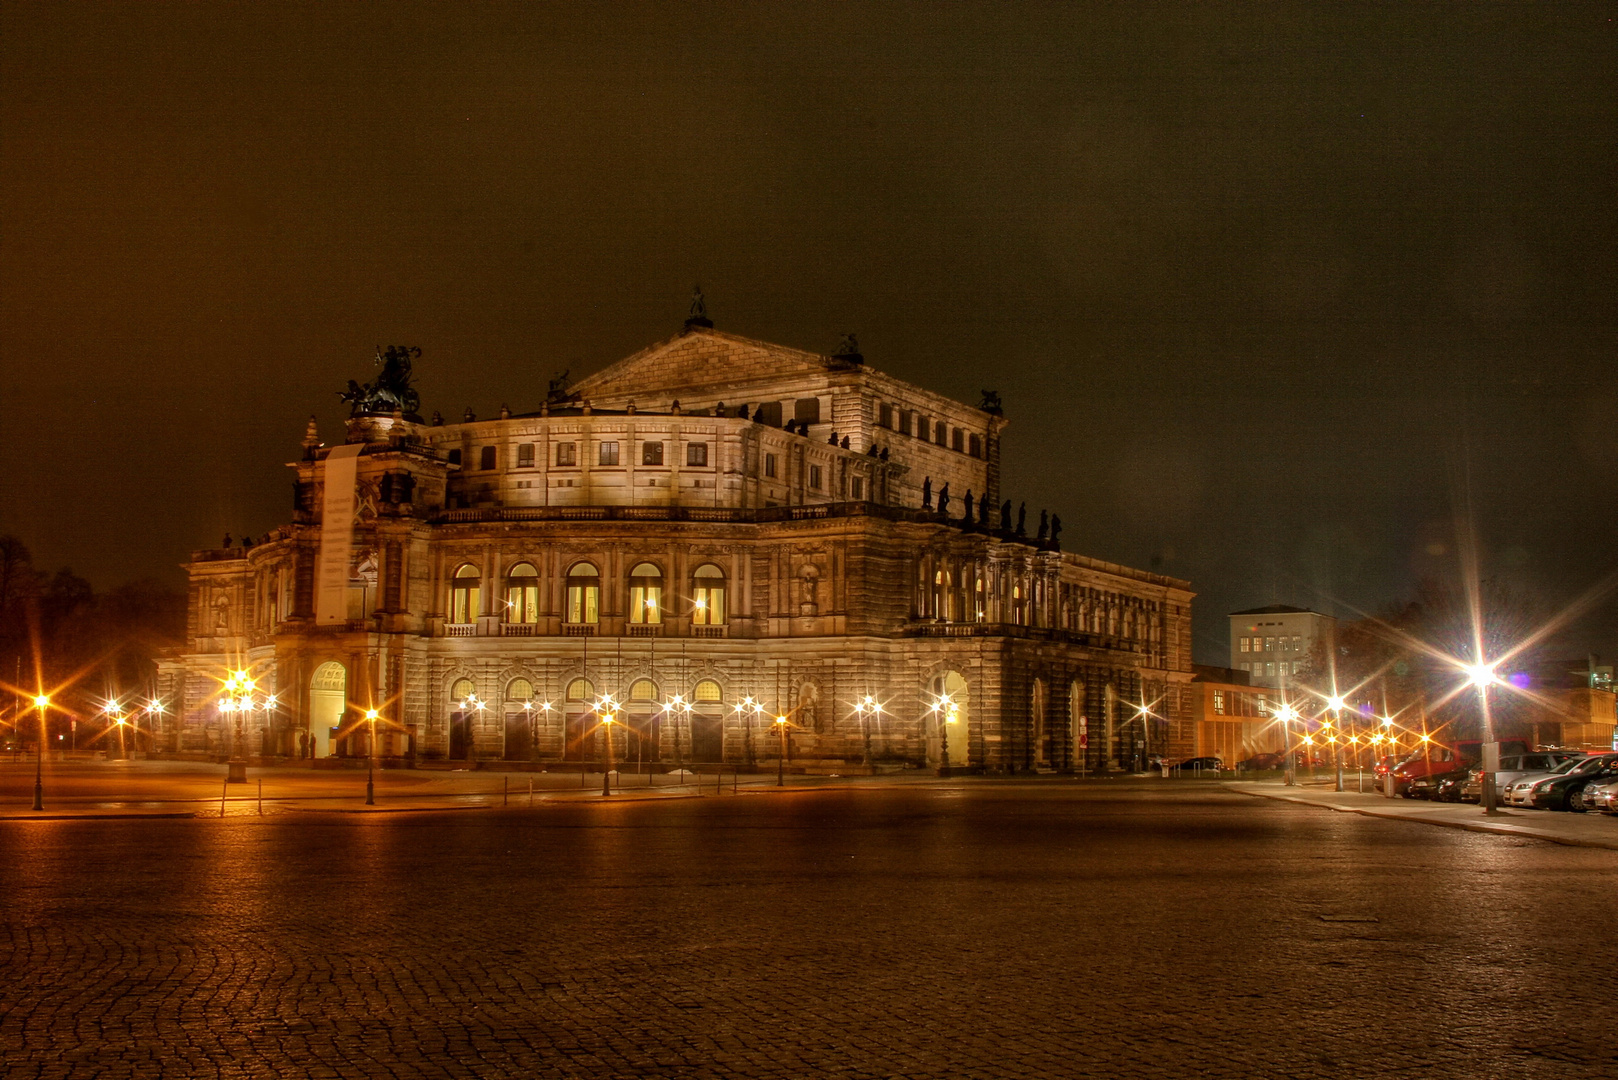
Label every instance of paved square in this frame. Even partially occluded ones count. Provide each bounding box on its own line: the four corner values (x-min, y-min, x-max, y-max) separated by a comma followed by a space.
2, 782, 1614, 1078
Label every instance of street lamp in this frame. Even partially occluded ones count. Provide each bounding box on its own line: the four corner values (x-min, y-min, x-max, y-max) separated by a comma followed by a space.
1326, 694, 1346, 792
598, 701, 616, 797
364, 708, 379, 805
32, 693, 49, 811
1468, 661, 1499, 814
855, 695, 879, 770
1276, 703, 1298, 787
773, 714, 788, 786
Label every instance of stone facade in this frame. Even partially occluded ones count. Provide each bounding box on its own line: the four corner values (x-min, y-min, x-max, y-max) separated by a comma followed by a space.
159, 325, 1195, 772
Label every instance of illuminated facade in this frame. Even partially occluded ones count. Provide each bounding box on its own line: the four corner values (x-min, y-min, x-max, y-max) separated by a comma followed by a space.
160, 321, 1195, 772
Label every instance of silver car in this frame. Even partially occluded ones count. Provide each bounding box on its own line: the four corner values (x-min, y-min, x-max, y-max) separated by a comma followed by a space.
1582, 777, 1618, 815
1503, 755, 1590, 807
1464, 751, 1586, 802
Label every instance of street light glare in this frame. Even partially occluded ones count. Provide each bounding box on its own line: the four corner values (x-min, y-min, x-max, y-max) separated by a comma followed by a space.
33, 694, 50, 708
1466, 663, 1496, 688
1327, 695, 1345, 711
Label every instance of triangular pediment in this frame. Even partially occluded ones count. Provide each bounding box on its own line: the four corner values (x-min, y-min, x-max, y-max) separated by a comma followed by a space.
571, 327, 845, 403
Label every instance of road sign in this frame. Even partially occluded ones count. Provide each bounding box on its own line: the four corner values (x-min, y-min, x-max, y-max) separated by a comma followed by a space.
1079, 733, 1089, 748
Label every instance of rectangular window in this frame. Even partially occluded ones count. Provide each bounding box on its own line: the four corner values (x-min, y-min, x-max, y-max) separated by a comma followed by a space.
447, 449, 462, 465
555, 442, 576, 467
598, 441, 619, 466
968, 433, 983, 458
516, 443, 534, 468
1266, 662, 1276, 676
879, 404, 894, 428
794, 398, 821, 425
851, 476, 864, 500
1213, 690, 1225, 715
809, 464, 822, 490
642, 442, 664, 466
480, 446, 496, 470
915, 414, 928, 439
756, 401, 783, 427
1293, 635, 1302, 650
686, 441, 708, 467
935, 421, 947, 445
1264, 636, 1275, 652
898, 411, 913, 436
764, 453, 777, 479
952, 427, 964, 451
1239, 637, 1250, 653
1257, 694, 1270, 716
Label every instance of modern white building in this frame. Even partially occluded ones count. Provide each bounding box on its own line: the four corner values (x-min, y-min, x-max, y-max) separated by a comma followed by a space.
1228, 605, 1335, 688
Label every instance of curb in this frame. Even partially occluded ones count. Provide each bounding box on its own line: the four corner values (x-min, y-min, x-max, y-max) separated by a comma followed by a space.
0, 811, 198, 820
1228, 785, 1618, 851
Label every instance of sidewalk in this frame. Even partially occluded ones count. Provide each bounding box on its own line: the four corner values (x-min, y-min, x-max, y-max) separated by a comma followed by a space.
1227, 780, 1618, 851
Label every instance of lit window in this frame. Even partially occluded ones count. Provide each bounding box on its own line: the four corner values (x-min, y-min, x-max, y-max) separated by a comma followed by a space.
628, 563, 663, 624
686, 442, 708, 467
1239, 637, 1250, 653
506, 678, 533, 703
565, 562, 599, 624
503, 562, 539, 624
692, 564, 726, 625
565, 678, 595, 701
629, 679, 657, 702
598, 441, 619, 466
1213, 691, 1225, 715
450, 564, 480, 624
694, 679, 722, 703
1265, 636, 1276, 652
556, 442, 577, 467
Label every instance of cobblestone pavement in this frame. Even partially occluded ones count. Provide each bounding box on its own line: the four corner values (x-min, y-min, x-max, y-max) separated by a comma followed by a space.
2, 782, 1614, 1079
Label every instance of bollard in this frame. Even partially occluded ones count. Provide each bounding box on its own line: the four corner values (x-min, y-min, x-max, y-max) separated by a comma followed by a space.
221, 775, 228, 818
528, 778, 534, 807
257, 779, 263, 816
504, 776, 509, 807
581, 763, 587, 788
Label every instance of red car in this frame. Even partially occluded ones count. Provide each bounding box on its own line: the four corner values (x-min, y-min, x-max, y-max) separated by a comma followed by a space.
1388, 739, 1529, 795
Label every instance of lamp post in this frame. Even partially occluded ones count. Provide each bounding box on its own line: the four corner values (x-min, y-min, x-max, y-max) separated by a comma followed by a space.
1326, 695, 1346, 791
364, 708, 378, 805
1468, 662, 1499, 814
773, 714, 788, 786
600, 702, 616, 797
1277, 703, 1298, 787
856, 695, 877, 770
32, 693, 49, 810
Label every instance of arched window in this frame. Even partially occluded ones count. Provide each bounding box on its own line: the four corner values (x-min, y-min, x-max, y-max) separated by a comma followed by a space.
506, 678, 533, 703
628, 562, 663, 624
565, 562, 599, 624
694, 679, 722, 703
692, 564, 726, 625
504, 562, 539, 624
565, 678, 595, 701
629, 678, 658, 702
450, 564, 481, 624
450, 677, 476, 704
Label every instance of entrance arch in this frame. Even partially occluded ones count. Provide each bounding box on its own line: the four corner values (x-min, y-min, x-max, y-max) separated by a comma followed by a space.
925, 671, 969, 767
309, 662, 347, 758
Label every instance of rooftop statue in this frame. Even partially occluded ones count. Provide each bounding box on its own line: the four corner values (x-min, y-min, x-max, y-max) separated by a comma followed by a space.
340, 346, 422, 418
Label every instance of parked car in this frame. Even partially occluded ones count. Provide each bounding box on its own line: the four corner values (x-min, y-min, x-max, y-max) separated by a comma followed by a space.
1237, 753, 1287, 771
1504, 755, 1594, 807
1434, 771, 1472, 803
1405, 766, 1470, 800
1174, 756, 1223, 773
1461, 750, 1586, 803
1529, 754, 1618, 812
1585, 778, 1618, 815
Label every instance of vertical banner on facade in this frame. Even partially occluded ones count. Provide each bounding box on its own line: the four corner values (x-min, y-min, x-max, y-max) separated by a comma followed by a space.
315, 443, 365, 625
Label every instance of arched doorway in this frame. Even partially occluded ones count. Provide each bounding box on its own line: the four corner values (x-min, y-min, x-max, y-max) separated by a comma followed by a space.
1031, 678, 1049, 769
690, 679, 724, 762
309, 662, 346, 758
1070, 679, 1088, 774
504, 678, 534, 761
925, 671, 969, 767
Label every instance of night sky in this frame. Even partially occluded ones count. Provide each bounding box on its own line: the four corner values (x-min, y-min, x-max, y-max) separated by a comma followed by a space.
3, 3, 1614, 664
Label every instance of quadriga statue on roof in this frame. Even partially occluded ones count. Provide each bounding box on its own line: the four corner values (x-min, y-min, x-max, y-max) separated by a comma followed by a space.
339, 346, 423, 417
